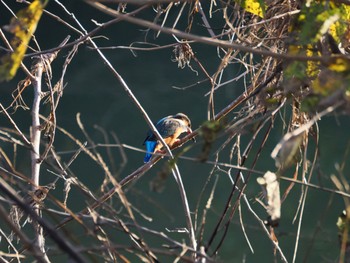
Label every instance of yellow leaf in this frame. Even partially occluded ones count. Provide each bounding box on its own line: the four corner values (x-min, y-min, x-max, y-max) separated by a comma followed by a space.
328, 57, 350, 72
306, 45, 320, 78
0, 0, 48, 82
237, 0, 265, 18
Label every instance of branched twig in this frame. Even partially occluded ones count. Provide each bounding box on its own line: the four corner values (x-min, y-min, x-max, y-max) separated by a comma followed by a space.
0, 177, 88, 263
29, 36, 68, 259
109, 9, 341, 63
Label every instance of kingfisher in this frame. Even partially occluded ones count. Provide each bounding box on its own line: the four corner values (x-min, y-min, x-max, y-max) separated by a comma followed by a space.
143, 113, 194, 163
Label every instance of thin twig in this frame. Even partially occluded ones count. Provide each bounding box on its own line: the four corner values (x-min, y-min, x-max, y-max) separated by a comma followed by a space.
0, 177, 88, 263
0, 104, 31, 146
110, 9, 339, 63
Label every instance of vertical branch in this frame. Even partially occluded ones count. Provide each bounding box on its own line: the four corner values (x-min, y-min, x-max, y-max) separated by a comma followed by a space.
30, 35, 69, 185
30, 57, 49, 261
31, 61, 43, 188
29, 36, 68, 262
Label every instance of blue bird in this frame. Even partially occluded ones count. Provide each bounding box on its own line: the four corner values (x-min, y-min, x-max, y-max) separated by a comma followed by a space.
143, 113, 194, 163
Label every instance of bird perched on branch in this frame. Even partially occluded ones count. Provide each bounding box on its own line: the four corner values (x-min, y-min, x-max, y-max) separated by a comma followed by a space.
143, 113, 195, 163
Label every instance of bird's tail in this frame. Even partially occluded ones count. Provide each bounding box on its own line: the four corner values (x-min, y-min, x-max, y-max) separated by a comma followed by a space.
144, 141, 157, 163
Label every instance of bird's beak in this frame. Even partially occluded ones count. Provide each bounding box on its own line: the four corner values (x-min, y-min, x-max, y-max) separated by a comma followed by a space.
187, 127, 196, 143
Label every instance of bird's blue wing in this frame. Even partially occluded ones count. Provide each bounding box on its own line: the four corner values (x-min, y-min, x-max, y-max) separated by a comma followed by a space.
156, 118, 181, 138
143, 116, 169, 142
144, 140, 157, 163
143, 116, 178, 143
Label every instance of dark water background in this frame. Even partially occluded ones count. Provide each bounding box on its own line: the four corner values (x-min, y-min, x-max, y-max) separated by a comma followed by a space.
0, 1, 349, 262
